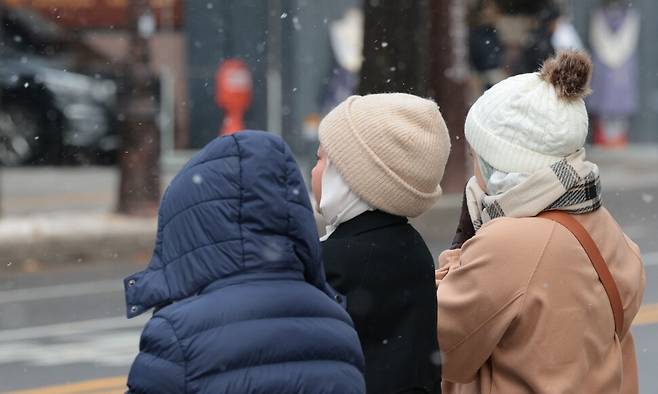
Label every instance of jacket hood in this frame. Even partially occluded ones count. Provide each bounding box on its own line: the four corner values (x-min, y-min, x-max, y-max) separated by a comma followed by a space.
124, 131, 328, 318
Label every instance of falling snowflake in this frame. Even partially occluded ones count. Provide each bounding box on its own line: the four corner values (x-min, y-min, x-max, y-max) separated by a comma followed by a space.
381, 41, 389, 48
280, 12, 288, 19
292, 16, 302, 31
430, 351, 442, 366
192, 174, 203, 184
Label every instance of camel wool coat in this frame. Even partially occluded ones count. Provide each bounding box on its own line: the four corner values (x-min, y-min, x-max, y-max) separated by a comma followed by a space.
436, 207, 645, 394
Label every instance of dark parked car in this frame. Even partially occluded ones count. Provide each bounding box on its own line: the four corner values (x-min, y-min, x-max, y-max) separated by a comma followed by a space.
0, 5, 119, 165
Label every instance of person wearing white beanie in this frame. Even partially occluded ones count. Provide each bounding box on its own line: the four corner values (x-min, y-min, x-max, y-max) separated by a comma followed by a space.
436, 51, 645, 394
311, 93, 451, 393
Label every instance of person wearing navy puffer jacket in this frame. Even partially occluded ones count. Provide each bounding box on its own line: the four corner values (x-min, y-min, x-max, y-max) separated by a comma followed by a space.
123, 131, 366, 394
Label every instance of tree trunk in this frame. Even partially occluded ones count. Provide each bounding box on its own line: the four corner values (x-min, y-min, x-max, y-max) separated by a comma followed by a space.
360, 0, 468, 193
429, 0, 469, 193
0, 5, 5, 218
117, 0, 161, 216
358, 0, 427, 95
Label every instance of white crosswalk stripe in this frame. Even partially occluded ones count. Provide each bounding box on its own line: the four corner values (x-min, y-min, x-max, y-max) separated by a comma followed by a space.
0, 317, 145, 368
0, 328, 140, 367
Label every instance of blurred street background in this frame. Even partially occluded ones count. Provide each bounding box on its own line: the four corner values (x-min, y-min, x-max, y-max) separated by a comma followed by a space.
0, 0, 657, 392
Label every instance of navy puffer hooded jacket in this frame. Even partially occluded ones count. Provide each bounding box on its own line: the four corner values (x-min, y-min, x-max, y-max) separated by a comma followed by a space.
124, 131, 366, 393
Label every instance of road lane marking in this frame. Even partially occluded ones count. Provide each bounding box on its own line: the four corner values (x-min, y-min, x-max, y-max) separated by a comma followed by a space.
0, 331, 139, 367
0, 280, 122, 305
633, 303, 658, 326
4, 376, 125, 394
0, 315, 147, 343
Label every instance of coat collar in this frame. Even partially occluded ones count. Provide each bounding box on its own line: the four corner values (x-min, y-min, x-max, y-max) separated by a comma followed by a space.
326, 210, 407, 240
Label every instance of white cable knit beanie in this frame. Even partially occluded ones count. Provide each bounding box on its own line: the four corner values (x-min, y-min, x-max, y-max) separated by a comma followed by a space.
466, 51, 593, 174
319, 93, 451, 218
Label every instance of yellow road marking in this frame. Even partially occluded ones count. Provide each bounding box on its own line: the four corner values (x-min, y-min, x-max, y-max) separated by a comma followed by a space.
4, 377, 125, 394
633, 303, 658, 326
80, 390, 125, 394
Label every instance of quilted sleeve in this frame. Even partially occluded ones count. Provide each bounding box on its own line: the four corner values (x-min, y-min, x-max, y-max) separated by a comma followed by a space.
126, 316, 186, 394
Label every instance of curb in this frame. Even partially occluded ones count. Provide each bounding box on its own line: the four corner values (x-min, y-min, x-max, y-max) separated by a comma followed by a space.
0, 213, 156, 271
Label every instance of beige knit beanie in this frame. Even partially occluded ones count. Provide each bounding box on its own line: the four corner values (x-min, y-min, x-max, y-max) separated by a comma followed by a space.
318, 93, 451, 218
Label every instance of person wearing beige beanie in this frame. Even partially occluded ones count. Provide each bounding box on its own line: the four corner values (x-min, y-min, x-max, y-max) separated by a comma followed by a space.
311, 93, 451, 393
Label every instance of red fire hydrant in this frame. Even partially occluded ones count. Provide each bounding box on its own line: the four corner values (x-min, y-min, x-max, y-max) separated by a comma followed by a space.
215, 59, 253, 136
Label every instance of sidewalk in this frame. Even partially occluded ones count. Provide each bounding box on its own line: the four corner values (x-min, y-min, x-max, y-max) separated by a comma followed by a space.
588, 145, 658, 190
0, 144, 655, 269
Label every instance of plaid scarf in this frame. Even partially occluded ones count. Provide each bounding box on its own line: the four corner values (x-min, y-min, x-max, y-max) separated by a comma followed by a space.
466, 149, 602, 231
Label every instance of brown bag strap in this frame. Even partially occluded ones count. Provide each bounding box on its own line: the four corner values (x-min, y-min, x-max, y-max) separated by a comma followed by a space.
538, 211, 624, 337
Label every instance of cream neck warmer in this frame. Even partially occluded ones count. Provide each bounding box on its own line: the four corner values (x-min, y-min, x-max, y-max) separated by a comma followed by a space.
319, 159, 374, 241
478, 155, 529, 196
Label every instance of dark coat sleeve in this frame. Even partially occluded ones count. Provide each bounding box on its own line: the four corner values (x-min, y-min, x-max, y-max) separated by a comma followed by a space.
451, 189, 476, 249
126, 316, 186, 394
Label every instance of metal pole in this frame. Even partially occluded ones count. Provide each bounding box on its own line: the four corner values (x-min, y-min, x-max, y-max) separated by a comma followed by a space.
117, 0, 161, 215
0, 3, 6, 218
267, 0, 283, 136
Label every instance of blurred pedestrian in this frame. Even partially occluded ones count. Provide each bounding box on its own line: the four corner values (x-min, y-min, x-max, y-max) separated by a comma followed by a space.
551, 15, 583, 52
124, 131, 366, 393
468, 0, 506, 92
436, 51, 645, 394
320, 7, 363, 115
517, 2, 560, 74
312, 93, 451, 393
588, 0, 640, 148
